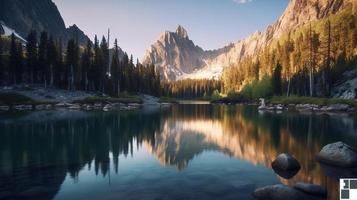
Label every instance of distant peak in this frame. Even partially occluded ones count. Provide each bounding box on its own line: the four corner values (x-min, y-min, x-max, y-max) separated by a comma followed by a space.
67, 24, 79, 30
176, 25, 188, 39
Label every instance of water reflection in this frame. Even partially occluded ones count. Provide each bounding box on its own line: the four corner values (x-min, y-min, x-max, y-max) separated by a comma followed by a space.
0, 105, 356, 199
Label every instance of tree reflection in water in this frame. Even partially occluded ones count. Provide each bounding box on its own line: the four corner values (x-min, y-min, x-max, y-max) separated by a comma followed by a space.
0, 105, 356, 199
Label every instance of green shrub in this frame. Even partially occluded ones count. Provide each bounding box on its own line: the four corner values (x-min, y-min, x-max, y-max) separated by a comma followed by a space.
270, 96, 357, 107
240, 76, 273, 100
211, 90, 221, 100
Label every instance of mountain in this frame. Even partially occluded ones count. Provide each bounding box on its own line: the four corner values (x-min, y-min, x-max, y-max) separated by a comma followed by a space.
143, 0, 355, 81
0, 0, 90, 45
142, 25, 205, 80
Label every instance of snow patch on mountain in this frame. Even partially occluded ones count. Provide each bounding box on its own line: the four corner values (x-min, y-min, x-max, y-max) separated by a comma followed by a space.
0, 21, 26, 43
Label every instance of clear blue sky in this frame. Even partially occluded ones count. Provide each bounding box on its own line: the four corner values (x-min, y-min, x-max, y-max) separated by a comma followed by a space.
53, 0, 289, 60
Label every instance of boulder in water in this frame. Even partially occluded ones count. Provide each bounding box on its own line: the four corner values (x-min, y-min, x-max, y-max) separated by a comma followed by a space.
293, 182, 327, 198
316, 142, 357, 167
252, 184, 325, 200
271, 153, 301, 174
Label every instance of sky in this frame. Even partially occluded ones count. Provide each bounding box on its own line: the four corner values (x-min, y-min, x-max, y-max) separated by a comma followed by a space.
53, 0, 289, 60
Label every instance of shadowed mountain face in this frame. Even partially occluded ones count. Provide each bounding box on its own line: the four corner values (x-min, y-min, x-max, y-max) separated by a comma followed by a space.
0, 0, 90, 45
1, 105, 357, 199
143, 0, 355, 80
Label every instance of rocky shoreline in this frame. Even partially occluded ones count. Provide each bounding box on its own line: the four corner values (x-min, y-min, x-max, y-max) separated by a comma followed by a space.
253, 141, 357, 200
0, 87, 171, 112
256, 98, 357, 114
258, 103, 357, 114
0, 102, 144, 112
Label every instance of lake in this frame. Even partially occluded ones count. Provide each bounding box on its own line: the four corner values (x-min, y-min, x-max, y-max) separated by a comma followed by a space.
1, 104, 357, 200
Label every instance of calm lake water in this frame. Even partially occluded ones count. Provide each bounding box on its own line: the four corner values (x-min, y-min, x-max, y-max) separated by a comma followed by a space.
1, 104, 357, 200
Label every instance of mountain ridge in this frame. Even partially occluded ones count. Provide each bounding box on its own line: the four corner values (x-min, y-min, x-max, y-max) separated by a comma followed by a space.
0, 0, 90, 45
143, 0, 355, 81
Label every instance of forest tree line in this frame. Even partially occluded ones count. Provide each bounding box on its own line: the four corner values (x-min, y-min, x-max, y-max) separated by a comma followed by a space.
0, 7, 356, 100
161, 79, 222, 99
222, 7, 357, 99
0, 31, 161, 96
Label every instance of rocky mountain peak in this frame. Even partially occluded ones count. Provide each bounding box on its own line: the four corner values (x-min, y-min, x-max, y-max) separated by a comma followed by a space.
0, 0, 90, 46
143, 0, 354, 81
176, 25, 188, 39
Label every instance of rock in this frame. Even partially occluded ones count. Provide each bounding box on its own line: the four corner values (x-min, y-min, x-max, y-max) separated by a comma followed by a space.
81, 104, 93, 111
258, 98, 266, 110
35, 104, 46, 110
273, 169, 300, 179
252, 184, 325, 200
331, 70, 357, 99
128, 103, 141, 107
67, 104, 81, 110
259, 104, 276, 111
14, 105, 33, 111
325, 104, 350, 112
296, 104, 318, 111
275, 104, 284, 111
55, 102, 66, 107
319, 106, 329, 112
94, 103, 102, 109
347, 107, 357, 113
272, 153, 301, 173
293, 182, 327, 197
0, 105, 10, 111
103, 104, 113, 111
316, 142, 357, 167
271, 153, 300, 179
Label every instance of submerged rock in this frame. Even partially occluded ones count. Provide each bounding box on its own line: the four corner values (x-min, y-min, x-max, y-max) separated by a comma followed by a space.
293, 182, 327, 197
319, 162, 357, 180
252, 184, 325, 200
272, 153, 301, 179
316, 142, 357, 167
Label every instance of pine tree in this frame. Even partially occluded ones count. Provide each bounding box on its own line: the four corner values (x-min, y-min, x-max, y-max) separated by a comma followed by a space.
81, 39, 93, 91
122, 52, 129, 92
100, 36, 109, 93
272, 63, 282, 96
66, 39, 79, 90
93, 35, 102, 91
9, 33, 18, 84
26, 30, 37, 84
322, 20, 332, 97
56, 39, 64, 88
38, 31, 48, 84
46, 37, 57, 87
0, 35, 3, 85
111, 39, 120, 96
16, 42, 24, 84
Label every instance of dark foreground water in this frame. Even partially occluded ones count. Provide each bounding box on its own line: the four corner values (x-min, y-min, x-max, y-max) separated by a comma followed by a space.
1, 104, 357, 200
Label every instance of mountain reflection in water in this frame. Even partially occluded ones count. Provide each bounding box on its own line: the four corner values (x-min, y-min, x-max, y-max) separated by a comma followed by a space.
0, 105, 356, 200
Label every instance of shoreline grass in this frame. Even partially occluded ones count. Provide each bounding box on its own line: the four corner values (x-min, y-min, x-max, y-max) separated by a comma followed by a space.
0, 92, 54, 105
73, 95, 143, 104
269, 96, 357, 107
159, 97, 179, 103
0, 92, 143, 106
